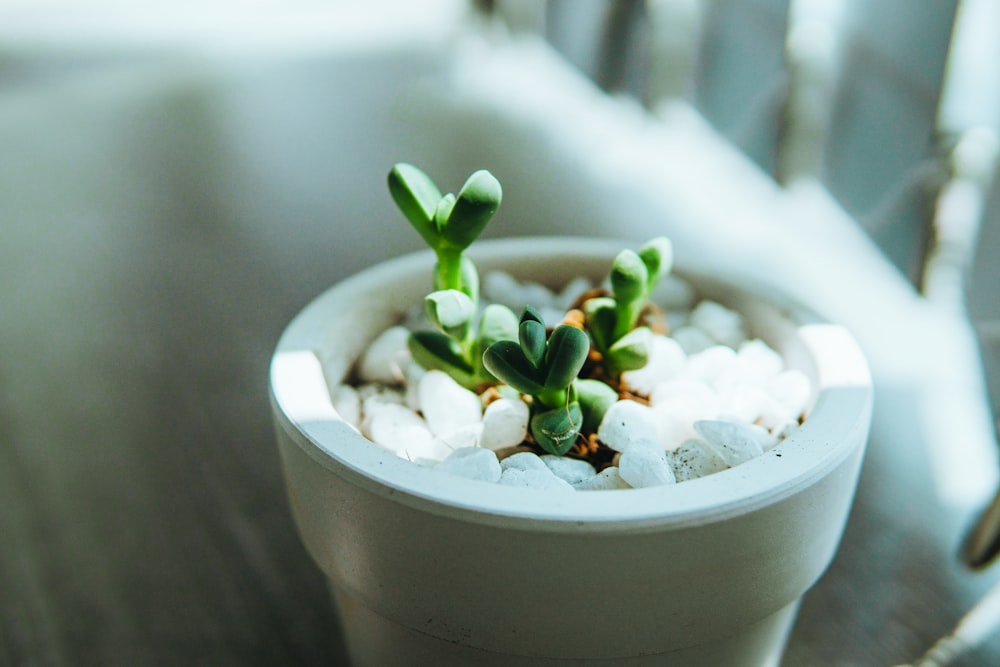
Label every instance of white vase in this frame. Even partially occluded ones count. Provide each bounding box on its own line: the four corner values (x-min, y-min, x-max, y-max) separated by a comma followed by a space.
269, 237, 873, 666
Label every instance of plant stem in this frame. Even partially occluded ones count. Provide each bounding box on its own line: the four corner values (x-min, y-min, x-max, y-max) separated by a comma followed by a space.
614, 300, 641, 341
536, 387, 568, 410
434, 249, 464, 293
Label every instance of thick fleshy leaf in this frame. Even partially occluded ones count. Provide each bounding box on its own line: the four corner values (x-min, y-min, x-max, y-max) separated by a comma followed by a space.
610, 249, 648, 305
639, 237, 673, 289
408, 331, 476, 387
388, 164, 441, 247
425, 290, 475, 339
478, 304, 519, 348
583, 296, 617, 352
442, 170, 502, 250
458, 255, 480, 301
433, 193, 456, 235
519, 318, 547, 368
576, 379, 619, 433
531, 402, 583, 456
608, 326, 652, 372
542, 325, 589, 389
476, 304, 519, 382
520, 305, 545, 326
482, 340, 545, 395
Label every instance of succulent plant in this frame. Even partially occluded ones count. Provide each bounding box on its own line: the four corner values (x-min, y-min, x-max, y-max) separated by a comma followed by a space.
389, 163, 518, 389
481, 307, 592, 454
388, 162, 668, 458
584, 237, 672, 377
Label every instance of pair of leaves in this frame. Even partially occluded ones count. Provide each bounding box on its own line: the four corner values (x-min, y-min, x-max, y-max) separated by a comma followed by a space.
388, 163, 502, 255
584, 237, 672, 376
482, 308, 592, 456
482, 308, 590, 399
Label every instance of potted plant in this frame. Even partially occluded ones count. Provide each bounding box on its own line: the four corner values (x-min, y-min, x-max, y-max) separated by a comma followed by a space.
269, 164, 873, 666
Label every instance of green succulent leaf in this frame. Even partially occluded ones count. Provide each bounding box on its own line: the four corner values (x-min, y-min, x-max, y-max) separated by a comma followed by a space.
542, 325, 590, 390
388, 163, 442, 247
519, 318, 547, 368
610, 249, 649, 305
608, 326, 652, 373
475, 304, 519, 382
408, 331, 476, 387
482, 339, 546, 395
531, 402, 583, 456
433, 193, 457, 235
442, 169, 502, 251
639, 236, 673, 289
477, 304, 519, 349
575, 379, 619, 433
520, 305, 545, 326
458, 255, 480, 301
425, 290, 475, 339
583, 297, 617, 353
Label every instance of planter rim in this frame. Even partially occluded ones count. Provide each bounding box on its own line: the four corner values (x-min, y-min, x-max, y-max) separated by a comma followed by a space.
270, 236, 872, 532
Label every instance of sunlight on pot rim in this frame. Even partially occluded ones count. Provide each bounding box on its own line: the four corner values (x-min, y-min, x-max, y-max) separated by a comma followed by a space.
269, 237, 873, 531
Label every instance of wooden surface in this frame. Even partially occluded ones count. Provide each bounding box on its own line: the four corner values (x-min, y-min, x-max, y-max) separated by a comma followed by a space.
2, 223, 1000, 667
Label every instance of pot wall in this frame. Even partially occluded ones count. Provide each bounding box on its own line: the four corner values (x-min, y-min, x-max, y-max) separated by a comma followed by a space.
270, 238, 873, 665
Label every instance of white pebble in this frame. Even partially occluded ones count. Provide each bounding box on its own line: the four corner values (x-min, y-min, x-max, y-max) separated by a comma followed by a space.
690, 301, 746, 348
621, 335, 686, 396
498, 467, 575, 491
500, 451, 549, 472
357, 326, 411, 384
403, 362, 426, 411
399, 437, 457, 462
572, 466, 632, 490
482, 271, 555, 310
681, 345, 738, 387
517, 281, 557, 310
670, 438, 729, 481
767, 370, 812, 421
541, 455, 597, 485
671, 325, 716, 354
435, 447, 502, 482
480, 398, 530, 450
715, 384, 772, 424
362, 402, 434, 456
649, 380, 719, 449
556, 276, 593, 310
736, 339, 785, 380
651, 275, 695, 310
597, 400, 659, 452
357, 383, 405, 409
481, 271, 521, 307
332, 384, 361, 428
771, 420, 800, 442
418, 370, 482, 437
618, 439, 677, 488
434, 422, 484, 452
694, 420, 773, 466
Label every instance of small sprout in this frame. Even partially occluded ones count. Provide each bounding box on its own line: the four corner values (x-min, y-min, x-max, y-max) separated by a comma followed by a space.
585, 237, 672, 378
388, 163, 501, 295
390, 164, 515, 389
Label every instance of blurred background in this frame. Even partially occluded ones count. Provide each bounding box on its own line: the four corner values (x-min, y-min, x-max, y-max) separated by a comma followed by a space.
2, 0, 999, 664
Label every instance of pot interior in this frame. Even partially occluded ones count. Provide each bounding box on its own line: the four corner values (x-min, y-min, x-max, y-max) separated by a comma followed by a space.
270, 237, 872, 530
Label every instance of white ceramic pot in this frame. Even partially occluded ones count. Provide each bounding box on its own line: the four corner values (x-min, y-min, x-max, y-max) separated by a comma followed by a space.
269, 237, 872, 666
